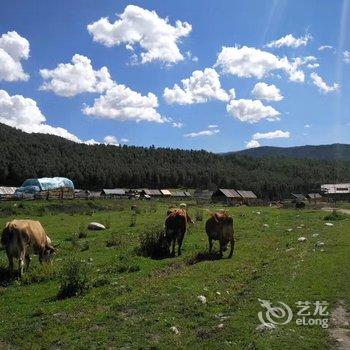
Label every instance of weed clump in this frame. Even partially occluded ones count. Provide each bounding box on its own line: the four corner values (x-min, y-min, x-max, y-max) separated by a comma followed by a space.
195, 209, 203, 221
137, 226, 169, 259
106, 233, 122, 248
324, 209, 346, 221
115, 254, 140, 273
57, 259, 91, 299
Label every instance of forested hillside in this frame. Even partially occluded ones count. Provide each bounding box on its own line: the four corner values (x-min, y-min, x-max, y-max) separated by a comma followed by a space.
234, 144, 350, 160
1, 123, 350, 199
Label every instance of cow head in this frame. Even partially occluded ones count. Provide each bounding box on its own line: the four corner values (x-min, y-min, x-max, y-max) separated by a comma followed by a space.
42, 244, 56, 263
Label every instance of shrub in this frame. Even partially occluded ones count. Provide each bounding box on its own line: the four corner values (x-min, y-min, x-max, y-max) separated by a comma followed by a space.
57, 259, 91, 299
195, 209, 203, 221
324, 209, 346, 221
138, 226, 169, 259
78, 223, 87, 238
130, 212, 137, 227
115, 254, 140, 273
106, 233, 122, 248
20, 264, 57, 285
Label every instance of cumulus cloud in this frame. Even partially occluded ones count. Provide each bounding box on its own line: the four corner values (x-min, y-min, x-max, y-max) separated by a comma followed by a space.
184, 128, 220, 137
84, 139, 100, 145
83, 84, 166, 123
215, 46, 313, 83
121, 138, 129, 143
0, 31, 30, 82
246, 140, 260, 149
0, 89, 81, 142
104, 135, 119, 145
266, 33, 311, 48
344, 50, 350, 63
226, 99, 280, 124
251, 82, 283, 101
310, 72, 340, 94
39, 54, 114, 97
87, 5, 192, 64
208, 124, 218, 128
163, 68, 231, 105
318, 45, 333, 51
172, 122, 183, 128
252, 130, 290, 140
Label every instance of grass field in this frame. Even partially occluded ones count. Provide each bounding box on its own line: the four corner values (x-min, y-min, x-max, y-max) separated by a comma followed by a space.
0, 199, 349, 349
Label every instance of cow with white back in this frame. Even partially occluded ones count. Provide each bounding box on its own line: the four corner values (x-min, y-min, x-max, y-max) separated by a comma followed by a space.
1, 219, 55, 276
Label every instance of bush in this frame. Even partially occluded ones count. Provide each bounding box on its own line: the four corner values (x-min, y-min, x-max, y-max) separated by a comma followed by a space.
195, 209, 203, 221
20, 264, 57, 285
138, 226, 169, 259
115, 254, 140, 273
57, 259, 91, 299
324, 209, 346, 221
106, 233, 122, 248
78, 223, 87, 238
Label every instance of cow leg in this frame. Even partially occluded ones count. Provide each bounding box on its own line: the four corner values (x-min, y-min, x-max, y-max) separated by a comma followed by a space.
219, 241, 224, 258
18, 253, 26, 277
208, 237, 213, 255
177, 237, 183, 256
25, 253, 31, 269
171, 239, 176, 257
6, 250, 14, 275
228, 237, 235, 258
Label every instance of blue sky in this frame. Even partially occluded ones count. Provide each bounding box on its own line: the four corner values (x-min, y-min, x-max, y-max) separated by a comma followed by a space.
0, 0, 349, 152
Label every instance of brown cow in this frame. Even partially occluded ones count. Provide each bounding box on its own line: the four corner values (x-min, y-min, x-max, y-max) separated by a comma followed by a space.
164, 209, 192, 256
205, 211, 235, 258
1, 220, 55, 276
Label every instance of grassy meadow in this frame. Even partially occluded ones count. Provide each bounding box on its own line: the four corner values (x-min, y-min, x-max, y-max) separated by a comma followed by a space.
0, 199, 349, 349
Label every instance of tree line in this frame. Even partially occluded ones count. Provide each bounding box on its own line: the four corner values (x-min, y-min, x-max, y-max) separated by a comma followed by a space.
1, 123, 350, 200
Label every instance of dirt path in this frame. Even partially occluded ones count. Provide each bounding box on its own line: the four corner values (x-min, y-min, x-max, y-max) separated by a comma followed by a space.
329, 301, 350, 349
321, 208, 350, 215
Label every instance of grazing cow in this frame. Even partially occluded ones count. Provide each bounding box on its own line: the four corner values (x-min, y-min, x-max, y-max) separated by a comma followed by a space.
1, 220, 55, 276
205, 211, 235, 258
164, 209, 192, 256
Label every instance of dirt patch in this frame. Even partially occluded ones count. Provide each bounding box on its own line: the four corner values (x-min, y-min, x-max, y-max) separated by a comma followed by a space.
329, 301, 350, 349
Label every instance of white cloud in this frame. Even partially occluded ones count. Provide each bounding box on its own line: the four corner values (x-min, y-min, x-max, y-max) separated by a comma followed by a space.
0, 89, 81, 142
104, 135, 119, 145
215, 46, 312, 83
344, 50, 350, 63
84, 139, 100, 145
172, 122, 183, 128
0, 31, 30, 82
163, 68, 230, 105
185, 51, 198, 62
40, 54, 114, 97
307, 63, 319, 69
83, 84, 166, 123
251, 82, 283, 101
318, 45, 333, 51
87, 5, 192, 64
226, 99, 280, 124
266, 33, 311, 48
310, 72, 340, 94
252, 130, 290, 140
121, 138, 129, 143
246, 140, 260, 149
184, 128, 220, 137
208, 124, 218, 128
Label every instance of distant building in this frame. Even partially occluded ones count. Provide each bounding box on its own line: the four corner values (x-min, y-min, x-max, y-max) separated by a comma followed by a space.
101, 189, 127, 198
160, 189, 172, 197
211, 189, 242, 205
307, 193, 323, 204
236, 190, 258, 205
321, 183, 350, 201
171, 191, 192, 198
291, 193, 307, 202
0, 186, 17, 200
193, 189, 213, 204
142, 189, 162, 197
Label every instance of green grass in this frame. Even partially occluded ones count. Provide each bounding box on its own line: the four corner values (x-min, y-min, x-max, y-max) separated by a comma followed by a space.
0, 200, 349, 349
